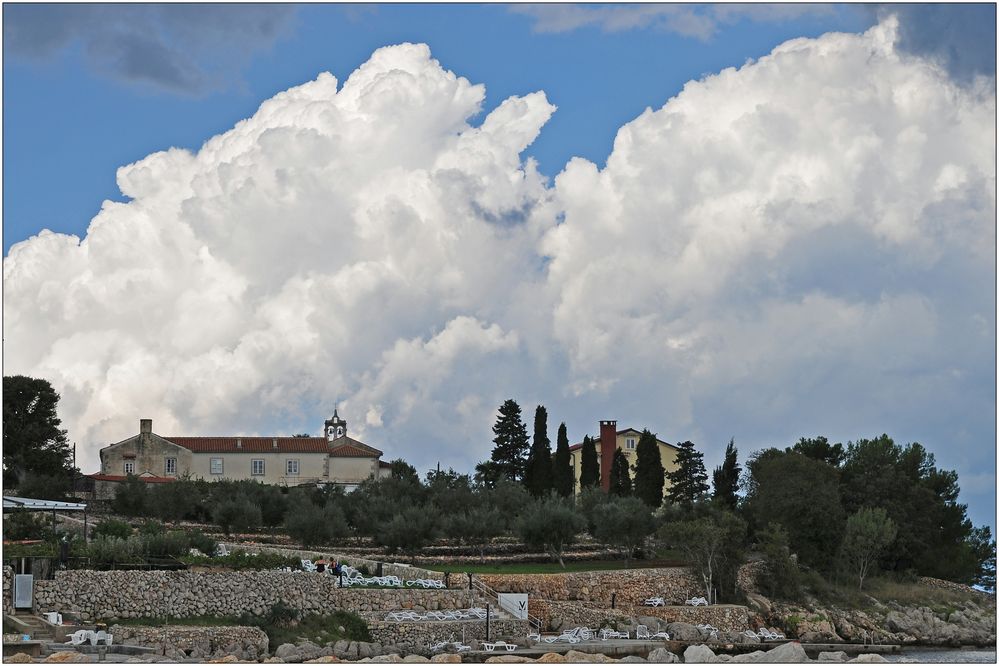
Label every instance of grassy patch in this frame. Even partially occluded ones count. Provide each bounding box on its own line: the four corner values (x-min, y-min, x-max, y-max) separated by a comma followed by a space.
106, 605, 370, 653
800, 571, 980, 612
865, 578, 973, 611
425, 559, 681, 574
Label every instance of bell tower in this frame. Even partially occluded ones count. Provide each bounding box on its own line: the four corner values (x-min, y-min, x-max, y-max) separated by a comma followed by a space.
325, 408, 347, 442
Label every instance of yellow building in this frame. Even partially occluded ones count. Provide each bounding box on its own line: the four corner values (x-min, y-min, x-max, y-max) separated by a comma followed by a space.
91, 410, 392, 495
567, 420, 680, 496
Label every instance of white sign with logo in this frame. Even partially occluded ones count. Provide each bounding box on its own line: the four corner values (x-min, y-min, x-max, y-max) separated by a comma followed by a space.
497, 593, 529, 619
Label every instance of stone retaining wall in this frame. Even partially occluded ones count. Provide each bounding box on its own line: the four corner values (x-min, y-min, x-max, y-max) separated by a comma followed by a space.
528, 599, 749, 632
34, 570, 484, 621
363, 618, 530, 648
109, 624, 268, 660
918, 577, 996, 601
3, 566, 13, 615
228, 544, 448, 583
478, 568, 702, 605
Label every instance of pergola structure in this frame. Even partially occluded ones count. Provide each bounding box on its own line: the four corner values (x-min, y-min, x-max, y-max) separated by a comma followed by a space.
2, 495, 89, 541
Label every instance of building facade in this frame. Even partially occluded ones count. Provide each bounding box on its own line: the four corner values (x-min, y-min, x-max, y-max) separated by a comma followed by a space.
568, 420, 680, 496
92, 410, 391, 491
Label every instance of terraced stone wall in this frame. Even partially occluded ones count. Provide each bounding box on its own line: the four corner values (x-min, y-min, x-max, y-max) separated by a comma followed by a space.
528, 600, 750, 633
478, 568, 703, 605
2, 566, 12, 615
363, 617, 530, 649
34, 570, 483, 621
226, 543, 448, 583
109, 624, 268, 660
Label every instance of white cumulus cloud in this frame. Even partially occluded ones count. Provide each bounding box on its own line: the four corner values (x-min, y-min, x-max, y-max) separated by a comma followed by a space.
3, 23, 994, 527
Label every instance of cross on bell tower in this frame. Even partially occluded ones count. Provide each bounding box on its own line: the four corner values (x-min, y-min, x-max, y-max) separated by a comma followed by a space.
325, 406, 347, 442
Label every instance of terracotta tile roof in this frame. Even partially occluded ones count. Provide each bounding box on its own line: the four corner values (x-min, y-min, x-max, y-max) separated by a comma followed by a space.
379, 460, 393, 469
568, 428, 677, 452
166, 437, 330, 453
162, 435, 382, 457
88, 473, 176, 483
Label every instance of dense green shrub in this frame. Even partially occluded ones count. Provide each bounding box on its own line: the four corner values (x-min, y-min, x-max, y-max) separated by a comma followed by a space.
2, 509, 53, 541
92, 519, 134, 540
87, 536, 146, 565
144, 531, 190, 558
187, 529, 217, 556
213, 495, 261, 535
138, 520, 165, 536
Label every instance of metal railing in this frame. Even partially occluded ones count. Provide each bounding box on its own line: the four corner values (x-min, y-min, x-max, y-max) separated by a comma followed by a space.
470, 575, 543, 633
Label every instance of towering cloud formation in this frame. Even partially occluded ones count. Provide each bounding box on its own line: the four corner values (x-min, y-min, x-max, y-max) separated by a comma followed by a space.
4, 20, 995, 524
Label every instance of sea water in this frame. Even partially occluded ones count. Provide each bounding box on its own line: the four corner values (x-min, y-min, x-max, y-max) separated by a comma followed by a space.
886, 648, 998, 663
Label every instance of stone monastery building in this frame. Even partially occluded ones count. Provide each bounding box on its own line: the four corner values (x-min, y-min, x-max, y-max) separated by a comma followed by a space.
90, 410, 390, 495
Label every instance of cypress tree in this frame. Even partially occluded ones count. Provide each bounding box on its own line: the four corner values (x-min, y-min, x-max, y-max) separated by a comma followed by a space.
609, 449, 632, 496
712, 438, 741, 509
486, 399, 530, 482
633, 429, 665, 507
666, 440, 709, 508
524, 405, 555, 497
579, 436, 600, 490
553, 422, 574, 498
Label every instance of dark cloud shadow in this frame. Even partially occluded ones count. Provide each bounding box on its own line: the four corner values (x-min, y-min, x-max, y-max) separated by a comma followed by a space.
3, 4, 297, 95
879, 4, 996, 82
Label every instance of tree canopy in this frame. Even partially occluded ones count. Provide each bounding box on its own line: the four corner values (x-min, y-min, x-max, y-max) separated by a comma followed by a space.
524, 405, 554, 497
744, 449, 845, 571
608, 449, 632, 496
3, 375, 74, 491
633, 429, 665, 507
665, 440, 709, 508
711, 438, 740, 510
477, 399, 530, 484
579, 436, 600, 490
552, 423, 574, 498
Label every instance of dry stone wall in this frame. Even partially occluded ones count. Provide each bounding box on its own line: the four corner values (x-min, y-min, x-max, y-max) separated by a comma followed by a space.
363, 617, 530, 648
34, 570, 482, 621
109, 624, 268, 660
227, 544, 447, 583
478, 568, 702, 605
528, 600, 749, 633
3, 566, 13, 615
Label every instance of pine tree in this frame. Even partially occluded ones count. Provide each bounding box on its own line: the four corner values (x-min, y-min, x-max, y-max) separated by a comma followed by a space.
666, 440, 709, 508
552, 423, 574, 498
633, 429, 665, 507
485, 399, 530, 483
524, 405, 555, 497
579, 435, 600, 490
712, 438, 741, 509
609, 449, 632, 496
3, 375, 73, 489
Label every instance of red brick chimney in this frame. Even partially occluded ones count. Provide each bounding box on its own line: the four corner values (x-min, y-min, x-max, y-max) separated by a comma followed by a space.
599, 420, 617, 492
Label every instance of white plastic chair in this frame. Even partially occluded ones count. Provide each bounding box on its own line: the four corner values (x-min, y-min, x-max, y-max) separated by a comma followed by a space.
66, 630, 89, 646
215, 544, 230, 557
300, 559, 318, 572
653, 630, 671, 640
636, 625, 650, 639
643, 597, 665, 607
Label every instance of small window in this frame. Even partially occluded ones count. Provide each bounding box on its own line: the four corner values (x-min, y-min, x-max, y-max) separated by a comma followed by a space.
286, 459, 300, 476
165, 457, 177, 474
124, 461, 135, 475
251, 459, 265, 476
626, 438, 636, 449
210, 458, 223, 475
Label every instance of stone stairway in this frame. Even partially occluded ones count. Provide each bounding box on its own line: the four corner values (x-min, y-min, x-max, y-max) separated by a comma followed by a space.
7, 611, 55, 641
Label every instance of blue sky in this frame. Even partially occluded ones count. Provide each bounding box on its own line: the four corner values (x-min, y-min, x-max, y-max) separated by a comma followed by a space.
3, 4, 881, 253
3, 4, 995, 534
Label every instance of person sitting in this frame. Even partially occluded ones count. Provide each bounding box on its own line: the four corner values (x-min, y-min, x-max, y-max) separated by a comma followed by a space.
315, 558, 327, 573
